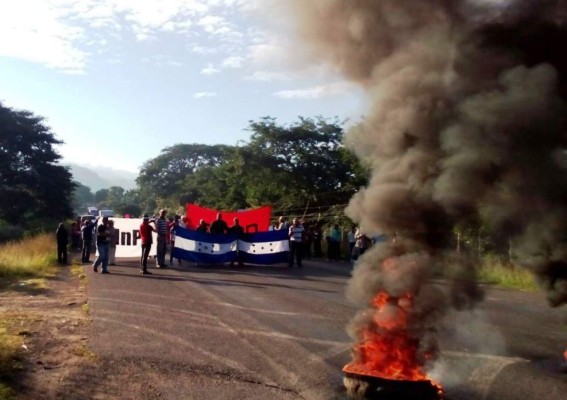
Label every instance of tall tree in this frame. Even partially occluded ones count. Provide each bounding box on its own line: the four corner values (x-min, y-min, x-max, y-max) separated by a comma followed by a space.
137, 143, 234, 210
244, 116, 367, 212
135, 117, 368, 216
0, 102, 75, 225
72, 182, 95, 214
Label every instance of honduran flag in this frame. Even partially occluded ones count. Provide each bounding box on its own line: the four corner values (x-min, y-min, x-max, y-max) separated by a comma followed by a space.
238, 230, 289, 265
172, 227, 289, 265
172, 228, 237, 264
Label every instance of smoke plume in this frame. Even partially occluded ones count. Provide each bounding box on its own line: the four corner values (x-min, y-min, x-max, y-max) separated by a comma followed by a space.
290, 0, 567, 371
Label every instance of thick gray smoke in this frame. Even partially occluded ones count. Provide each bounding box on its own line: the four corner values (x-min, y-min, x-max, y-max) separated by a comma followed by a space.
289, 0, 567, 370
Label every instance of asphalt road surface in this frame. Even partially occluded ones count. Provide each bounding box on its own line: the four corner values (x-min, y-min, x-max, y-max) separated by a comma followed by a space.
84, 258, 566, 400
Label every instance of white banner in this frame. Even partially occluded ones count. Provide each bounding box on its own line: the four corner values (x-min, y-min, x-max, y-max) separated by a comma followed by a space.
110, 218, 158, 258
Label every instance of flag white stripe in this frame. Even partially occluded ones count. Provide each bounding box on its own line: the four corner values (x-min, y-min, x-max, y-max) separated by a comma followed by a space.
176, 236, 236, 254
238, 239, 289, 255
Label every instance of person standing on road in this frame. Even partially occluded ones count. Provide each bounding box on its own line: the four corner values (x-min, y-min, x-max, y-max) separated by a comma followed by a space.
347, 225, 357, 262
328, 224, 342, 261
196, 219, 209, 233
108, 219, 118, 265
303, 221, 313, 259
71, 221, 80, 250
81, 219, 93, 263
210, 212, 229, 235
229, 217, 245, 267
275, 216, 289, 231
288, 218, 305, 268
169, 215, 182, 265
155, 209, 169, 268
355, 230, 370, 258
92, 217, 111, 274
56, 222, 69, 265
312, 222, 322, 258
140, 214, 155, 275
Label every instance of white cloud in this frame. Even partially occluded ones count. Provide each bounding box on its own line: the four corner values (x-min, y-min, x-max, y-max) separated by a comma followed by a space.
198, 15, 227, 33
0, 0, 258, 72
144, 54, 184, 67
0, 0, 326, 87
201, 63, 221, 74
245, 71, 292, 82
190, 45, 217, 55
194, 91, 217, 98
247, 40, 286, 66
0, 1, 88, 73
222, 56, 244, 68
274, 82, 356, 99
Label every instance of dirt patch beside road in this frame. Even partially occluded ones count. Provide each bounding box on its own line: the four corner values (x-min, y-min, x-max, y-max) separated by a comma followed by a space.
0, 261, 192, 400
0, 264, 98, 400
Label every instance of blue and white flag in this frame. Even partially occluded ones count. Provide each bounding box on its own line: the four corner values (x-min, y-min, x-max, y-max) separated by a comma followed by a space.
173, 228, 237, 264
238, 230, 289, 265
172, 227, 289, 265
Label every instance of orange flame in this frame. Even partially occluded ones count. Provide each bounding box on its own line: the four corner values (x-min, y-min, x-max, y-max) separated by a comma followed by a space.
343, 290, 430, 381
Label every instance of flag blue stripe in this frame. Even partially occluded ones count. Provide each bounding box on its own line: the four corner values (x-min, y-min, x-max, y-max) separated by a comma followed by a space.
244, 230, 288, 243
240, 251, 289, 265
173, 247, 236, 264
173, 226, 289, 265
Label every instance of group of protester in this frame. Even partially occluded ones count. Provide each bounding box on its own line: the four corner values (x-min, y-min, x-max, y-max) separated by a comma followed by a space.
55, 216, 116, 271
56, 210, 377, 275
272, 216, 373, 267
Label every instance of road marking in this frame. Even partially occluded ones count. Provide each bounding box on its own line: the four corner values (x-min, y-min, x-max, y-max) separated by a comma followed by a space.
442, 351, 526, 362
94, 316, 279, 386
95, 305, 348, 348
441, 351, 527, 399
94, 290, 329, 318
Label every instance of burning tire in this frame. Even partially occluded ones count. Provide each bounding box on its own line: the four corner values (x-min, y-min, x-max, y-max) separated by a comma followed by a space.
343, 371, 441, 400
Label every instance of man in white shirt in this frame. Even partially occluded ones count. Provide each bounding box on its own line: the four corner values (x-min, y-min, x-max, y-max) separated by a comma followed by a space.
288, 218, 305, 268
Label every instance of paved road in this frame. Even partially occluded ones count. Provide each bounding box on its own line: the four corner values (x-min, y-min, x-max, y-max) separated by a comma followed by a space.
84, 258, 566, 400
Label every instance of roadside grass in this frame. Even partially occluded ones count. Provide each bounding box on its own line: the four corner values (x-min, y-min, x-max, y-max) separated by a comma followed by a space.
437, 255, 539, 291
0, 234, 58, 399
478, 259, 539, 291
0, 233, 57, 283
0, 316, 29, 400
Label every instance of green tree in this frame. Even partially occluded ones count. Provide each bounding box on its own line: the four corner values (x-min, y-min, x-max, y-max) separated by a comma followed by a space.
137, 143, 234, 210
0, 102, 75, 225
94, 188, 109, 204
115, 203, 142, 218
106, 186, 125, 208
243, 116, 367, 213
135, 117, 368, 216
71, 182, 95, 214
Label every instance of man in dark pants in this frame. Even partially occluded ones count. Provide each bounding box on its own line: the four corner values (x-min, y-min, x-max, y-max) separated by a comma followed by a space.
288, 218, 305, 268
81, 220, 93, 263
56, 223, 68, 265
313, 222, 322, 258
139, 214, 155, 275
155, 209, 169, 268
229, 217, 244, 267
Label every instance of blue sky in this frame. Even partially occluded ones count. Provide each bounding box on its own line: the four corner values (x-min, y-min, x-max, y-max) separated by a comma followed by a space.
0, 0, 366, 173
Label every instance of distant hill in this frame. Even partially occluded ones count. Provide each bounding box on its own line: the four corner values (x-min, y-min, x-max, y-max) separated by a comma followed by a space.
64, 163, 137, 191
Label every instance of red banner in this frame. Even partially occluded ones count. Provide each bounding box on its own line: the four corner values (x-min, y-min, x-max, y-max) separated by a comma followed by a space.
185, 204, 272, 233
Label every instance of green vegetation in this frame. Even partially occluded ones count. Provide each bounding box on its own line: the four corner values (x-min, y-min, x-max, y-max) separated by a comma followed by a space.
0, 234, 59, 399
0, 316, 29, 400
0, 102, 75, 230
0, 234, 57, 282
72, 116, 369, 225
478, 259, 538, 291
0, 100, 543, 294
0, 335, 18, 400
